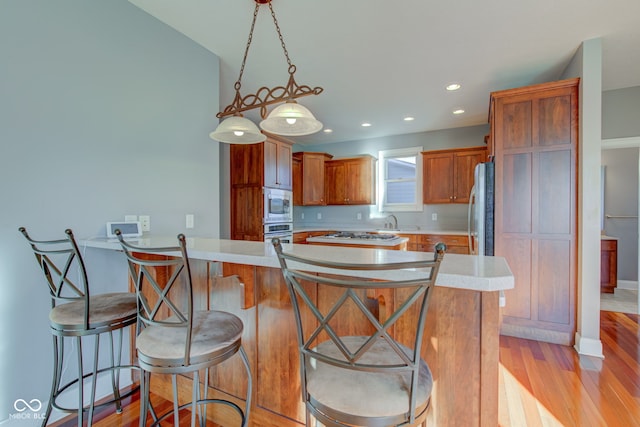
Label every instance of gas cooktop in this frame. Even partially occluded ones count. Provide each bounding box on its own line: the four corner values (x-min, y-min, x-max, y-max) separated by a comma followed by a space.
323, 232, 398, 240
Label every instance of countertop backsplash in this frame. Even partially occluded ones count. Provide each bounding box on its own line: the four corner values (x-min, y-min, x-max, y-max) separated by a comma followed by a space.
293, 204, 468, 233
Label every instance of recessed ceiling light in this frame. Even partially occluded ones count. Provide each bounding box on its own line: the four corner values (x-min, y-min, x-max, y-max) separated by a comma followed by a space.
453, 109, 465, 115
323, 128, 333, 133
403, 117, 415, 121
361, 122, 372, 127
446, 83, 461, 91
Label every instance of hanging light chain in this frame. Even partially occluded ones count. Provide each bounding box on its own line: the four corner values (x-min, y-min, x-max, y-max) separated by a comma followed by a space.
268, 1, 292, 69
235, 2, 261, 89
217, 0, 323, 120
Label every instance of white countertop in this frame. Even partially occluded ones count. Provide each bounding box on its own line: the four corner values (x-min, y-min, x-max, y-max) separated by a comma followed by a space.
81, 236, 513, 292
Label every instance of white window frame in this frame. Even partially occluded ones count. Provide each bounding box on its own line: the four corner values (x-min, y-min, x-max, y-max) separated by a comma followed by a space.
378, 146, 423, 212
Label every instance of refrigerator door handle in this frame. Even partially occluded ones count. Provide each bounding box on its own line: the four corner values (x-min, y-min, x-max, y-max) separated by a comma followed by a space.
468, 184, 476, 254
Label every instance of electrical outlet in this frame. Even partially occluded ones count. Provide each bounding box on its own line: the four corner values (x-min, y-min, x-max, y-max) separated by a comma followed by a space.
186, 214, 194, 229
124, 215, 138, 222
317, 212, 322, 220
139, 215, 151, 232
432, 213, 438, 221
357, 212, 362, 220
301, 212, 305, 220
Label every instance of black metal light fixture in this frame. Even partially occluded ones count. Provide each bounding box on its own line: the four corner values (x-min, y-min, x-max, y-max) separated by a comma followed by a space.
210, 0, 323, 144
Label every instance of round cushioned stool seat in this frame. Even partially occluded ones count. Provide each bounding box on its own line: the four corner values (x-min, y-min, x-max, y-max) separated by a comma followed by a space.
49, 292, 138, 332
306, 336, 433, 420
136, 310, 244, 370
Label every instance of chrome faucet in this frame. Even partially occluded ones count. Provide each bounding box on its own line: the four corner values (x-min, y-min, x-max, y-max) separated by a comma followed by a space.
386, 214, 398, 230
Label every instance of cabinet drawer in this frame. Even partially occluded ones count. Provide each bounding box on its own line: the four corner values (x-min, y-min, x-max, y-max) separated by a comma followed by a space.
422, 234, 467, 246
418, 234, 469, 254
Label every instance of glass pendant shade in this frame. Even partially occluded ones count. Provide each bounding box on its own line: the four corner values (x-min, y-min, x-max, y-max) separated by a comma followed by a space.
259, 102, 323, 136
209, 116, 266, 144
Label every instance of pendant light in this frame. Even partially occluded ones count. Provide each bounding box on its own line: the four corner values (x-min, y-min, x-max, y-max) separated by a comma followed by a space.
210, 0, 323, 144
259, 101, 322, 136
209, 115, 266, 144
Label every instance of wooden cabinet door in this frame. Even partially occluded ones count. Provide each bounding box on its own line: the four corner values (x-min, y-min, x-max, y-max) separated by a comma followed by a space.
492, 78, 578, 345
423, 152, 454, 203
423, 147, 486, 204
264, 138, 292, 190
230, 143, 264, 186
325, 157, 375, 205
344, 157, 375, 205
293, 152, 332, 206
324, 160, 346, 205
230, 186, 263, 241
453, 149, 486, 203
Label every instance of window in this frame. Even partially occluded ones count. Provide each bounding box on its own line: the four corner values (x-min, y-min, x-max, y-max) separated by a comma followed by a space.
378, 147, 423, 212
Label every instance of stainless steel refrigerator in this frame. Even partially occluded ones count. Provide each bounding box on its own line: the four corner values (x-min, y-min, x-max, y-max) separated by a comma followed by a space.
468, 161, 495, 256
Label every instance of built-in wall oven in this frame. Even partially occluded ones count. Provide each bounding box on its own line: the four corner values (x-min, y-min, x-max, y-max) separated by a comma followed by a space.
264, 222, 293, 244
264, 188, 293, 224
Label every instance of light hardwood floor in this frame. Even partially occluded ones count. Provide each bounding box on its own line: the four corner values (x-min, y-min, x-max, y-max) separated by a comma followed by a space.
499, 311, 640, 427
51, 311, 639, 427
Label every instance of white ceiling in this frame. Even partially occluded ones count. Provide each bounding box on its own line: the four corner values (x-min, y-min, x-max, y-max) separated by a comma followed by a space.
128, 0, 640, 145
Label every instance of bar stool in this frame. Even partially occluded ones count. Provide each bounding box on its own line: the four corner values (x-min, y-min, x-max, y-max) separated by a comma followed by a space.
116, 231, 252, 427
19, 227, 139, 427
273, 238, 446, 427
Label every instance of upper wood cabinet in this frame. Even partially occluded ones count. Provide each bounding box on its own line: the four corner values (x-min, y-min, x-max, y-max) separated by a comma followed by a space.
264, 136, 293, 190
491, 78, 578, 345
422, 147, 487, 204
230, 134, 293, 189
292, 152, 333, 206
324, 155, 376, 205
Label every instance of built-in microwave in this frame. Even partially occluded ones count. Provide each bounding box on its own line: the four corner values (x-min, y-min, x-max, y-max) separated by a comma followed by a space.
264, 188, 293, 223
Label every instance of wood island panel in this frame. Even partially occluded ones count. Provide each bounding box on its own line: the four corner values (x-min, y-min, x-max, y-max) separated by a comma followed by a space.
138, 258, 501, 427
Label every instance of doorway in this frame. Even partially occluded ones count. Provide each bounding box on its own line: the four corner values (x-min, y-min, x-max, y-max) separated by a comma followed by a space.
601, 137, 640, 314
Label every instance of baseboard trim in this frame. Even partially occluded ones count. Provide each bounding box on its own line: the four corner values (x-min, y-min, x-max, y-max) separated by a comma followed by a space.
574, 332, 604, 359
617, 280, 638, 291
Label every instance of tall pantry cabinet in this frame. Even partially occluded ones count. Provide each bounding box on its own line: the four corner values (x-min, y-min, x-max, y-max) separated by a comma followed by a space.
490, 78, 579, 346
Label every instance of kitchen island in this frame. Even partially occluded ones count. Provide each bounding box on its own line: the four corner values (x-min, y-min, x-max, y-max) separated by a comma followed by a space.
83, 236, 513, 427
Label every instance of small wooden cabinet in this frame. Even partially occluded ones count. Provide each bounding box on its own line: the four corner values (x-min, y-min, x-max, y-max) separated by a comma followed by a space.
422, 147, 487, 204
399, 233, 470, 254
324, 155, 376, 205
264, 136, 293, 190
292, 152, 333, 206
230, 134, 294, 241
600, 238, 618, 293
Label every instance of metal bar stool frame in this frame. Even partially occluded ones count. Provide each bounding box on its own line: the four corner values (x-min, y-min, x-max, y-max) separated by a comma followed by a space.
273, 239, 446, 427
19, 227, 139, 427
117, 231, 252, 427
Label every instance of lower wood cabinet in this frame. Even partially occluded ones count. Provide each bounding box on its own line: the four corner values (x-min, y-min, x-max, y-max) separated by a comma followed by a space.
600, 238, 618, 293
399, 233, 470, 254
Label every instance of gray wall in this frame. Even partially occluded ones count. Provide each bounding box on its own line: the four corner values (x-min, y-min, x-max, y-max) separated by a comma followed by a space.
602, 148, 639, 281
290, 124, 489, 232
603, 86, 640, 139
0, 1, 220, 422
